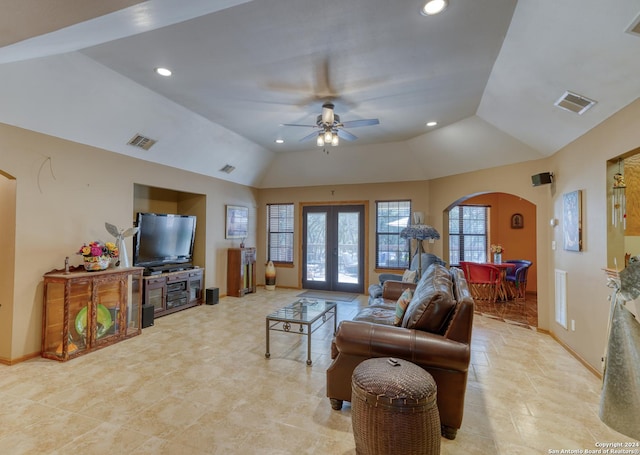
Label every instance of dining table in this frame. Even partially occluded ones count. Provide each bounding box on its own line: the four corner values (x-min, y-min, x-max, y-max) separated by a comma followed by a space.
486, 262, 516, 301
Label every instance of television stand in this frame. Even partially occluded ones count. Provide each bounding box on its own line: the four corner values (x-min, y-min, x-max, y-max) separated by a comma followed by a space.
142, 268, 203, 318
144, 263, 193, 276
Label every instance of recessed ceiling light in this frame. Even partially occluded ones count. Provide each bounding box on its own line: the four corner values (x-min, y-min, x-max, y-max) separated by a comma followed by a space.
421, 0, 448, 16
274, 139, 285, 144
154, 67, 172, 77
426, 121, 438, 127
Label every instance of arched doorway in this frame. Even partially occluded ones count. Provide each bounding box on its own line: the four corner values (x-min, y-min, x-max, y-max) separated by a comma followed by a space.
0, 170, 17, 363
443, 192, 538, 328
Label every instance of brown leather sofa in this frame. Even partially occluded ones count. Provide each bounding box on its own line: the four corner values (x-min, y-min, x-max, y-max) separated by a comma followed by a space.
326, 264, 474, 440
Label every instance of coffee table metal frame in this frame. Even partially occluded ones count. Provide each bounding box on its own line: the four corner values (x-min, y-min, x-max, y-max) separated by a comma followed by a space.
265, 299, 337, 366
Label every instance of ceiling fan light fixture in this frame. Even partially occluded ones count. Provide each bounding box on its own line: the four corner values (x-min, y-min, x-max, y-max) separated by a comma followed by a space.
421, 0, 448, 16
285, 104, 379, 145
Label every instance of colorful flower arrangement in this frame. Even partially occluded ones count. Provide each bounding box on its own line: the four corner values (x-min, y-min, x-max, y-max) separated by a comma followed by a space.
490, 244, 504, 254
77, 241, 119, 259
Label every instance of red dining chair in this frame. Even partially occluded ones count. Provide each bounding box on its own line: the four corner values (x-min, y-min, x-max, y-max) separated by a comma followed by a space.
459, 261, 502, 302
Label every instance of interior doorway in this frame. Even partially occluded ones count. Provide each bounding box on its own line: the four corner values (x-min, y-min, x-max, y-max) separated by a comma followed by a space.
444, 192, 538, 327
302, 204, 365, 294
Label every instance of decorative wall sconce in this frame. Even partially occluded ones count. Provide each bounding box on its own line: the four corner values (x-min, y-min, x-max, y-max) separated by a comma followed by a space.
612, 159, 627, 229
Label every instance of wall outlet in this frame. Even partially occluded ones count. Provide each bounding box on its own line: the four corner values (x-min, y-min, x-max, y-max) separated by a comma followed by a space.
571, 319, 576, 331
551, 240, 556, 250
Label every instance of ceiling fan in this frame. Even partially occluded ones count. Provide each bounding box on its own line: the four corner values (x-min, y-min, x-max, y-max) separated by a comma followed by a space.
282, 102, 379, 147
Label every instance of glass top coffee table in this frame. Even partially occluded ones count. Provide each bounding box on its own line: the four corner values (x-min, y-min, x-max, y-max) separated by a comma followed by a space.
265, 298, 337, 366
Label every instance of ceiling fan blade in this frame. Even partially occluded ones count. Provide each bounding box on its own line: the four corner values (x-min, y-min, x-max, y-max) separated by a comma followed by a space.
337, 129, 358, 141
340, 118, 380, 128
299, 131, 320, 142
281, 123, 318, 128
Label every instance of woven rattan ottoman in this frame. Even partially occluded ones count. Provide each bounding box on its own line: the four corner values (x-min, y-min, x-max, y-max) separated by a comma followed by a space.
351, 357, 440, 455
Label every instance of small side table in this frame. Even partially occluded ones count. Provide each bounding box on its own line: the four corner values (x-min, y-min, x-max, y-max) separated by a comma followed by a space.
351, 357, 441, 454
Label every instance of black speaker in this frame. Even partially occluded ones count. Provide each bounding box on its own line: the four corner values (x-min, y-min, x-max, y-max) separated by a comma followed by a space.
531, 172, 553, 186
142, 304, 154, 328
206, 287, 219, 305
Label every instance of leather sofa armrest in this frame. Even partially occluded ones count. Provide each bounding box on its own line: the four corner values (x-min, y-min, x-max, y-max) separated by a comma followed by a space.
381, 280, 416, 301
378, 273, 402, 284
334, 320, 469, 371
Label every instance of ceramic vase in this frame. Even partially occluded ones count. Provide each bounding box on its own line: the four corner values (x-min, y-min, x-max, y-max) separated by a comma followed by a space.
83, 255, 110, 271
117, 237, 130, 268
265, 260, 276, 291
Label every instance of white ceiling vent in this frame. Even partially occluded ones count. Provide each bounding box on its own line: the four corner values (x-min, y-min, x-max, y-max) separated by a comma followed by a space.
220, 164, 236, 174
127, 134, 156, 150
625, 12, 640, 37
554, 91, 596, 115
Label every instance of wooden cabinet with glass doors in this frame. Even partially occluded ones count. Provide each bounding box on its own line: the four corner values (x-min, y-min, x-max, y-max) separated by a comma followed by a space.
41, 267, 143, 361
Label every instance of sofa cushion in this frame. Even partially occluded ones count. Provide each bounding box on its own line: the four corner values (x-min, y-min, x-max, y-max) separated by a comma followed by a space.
353, 304, 396, 325
401, 269, 417, 283
401, 264, 456, 334
368, 283, 384, 301
394, 288, 413, 326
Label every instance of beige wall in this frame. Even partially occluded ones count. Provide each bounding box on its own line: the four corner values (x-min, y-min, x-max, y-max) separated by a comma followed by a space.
256, 180, 430, 289
545, 98, 640, 370
0, 171, 16, 361
4, 97, 640, 370
429, 161, 553, 327
0, 123, 257, 363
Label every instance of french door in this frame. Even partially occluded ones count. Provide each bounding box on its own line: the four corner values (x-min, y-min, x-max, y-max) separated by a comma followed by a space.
302, 204, 365, 294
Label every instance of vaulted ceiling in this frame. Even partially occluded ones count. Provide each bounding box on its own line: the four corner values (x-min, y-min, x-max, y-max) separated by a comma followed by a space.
2, 0, 640, 188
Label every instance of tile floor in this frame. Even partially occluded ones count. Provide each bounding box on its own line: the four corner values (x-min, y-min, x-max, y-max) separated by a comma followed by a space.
473, 292, 538, 329
0, 288, 635, 454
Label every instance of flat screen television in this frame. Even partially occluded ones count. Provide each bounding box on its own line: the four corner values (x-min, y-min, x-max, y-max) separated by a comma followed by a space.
133, 213, 196, 268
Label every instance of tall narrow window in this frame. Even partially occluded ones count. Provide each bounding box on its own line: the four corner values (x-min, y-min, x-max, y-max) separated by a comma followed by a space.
375, 200, 411, 269
449, 205, 488, 266
267, 203, 294, 264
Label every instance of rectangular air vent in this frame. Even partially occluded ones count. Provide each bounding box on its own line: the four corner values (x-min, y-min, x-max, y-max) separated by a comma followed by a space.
555, 269, 568, 329
220, 164, 236, 174
554, 91, 596, 115
127, 134, 156, 150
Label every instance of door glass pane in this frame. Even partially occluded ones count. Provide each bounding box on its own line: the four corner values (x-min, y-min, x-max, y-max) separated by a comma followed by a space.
338, 211, 359, 284
306, 212, 326, 282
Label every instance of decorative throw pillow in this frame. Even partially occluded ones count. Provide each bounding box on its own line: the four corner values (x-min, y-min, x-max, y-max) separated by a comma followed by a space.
402, 269, 417, 283
394, 288, 413, 326
401, 264, 456, 333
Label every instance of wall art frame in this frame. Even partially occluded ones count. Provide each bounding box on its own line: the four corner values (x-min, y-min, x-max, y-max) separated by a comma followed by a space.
225, 205, 248, 239
562, 190, 582, 251
511, 213, 524, 229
